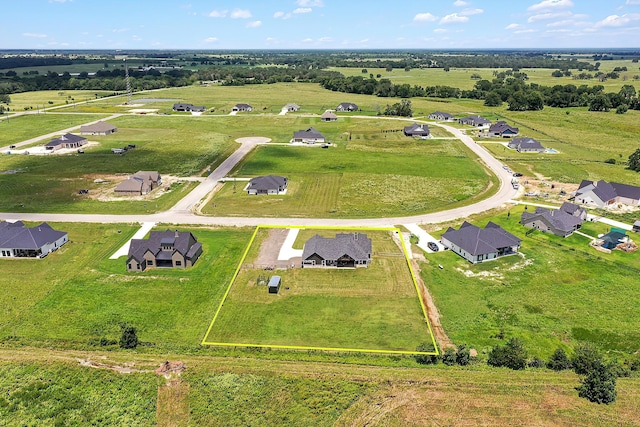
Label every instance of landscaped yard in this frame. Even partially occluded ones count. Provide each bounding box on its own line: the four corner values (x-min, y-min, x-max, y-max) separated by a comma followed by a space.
0, 113, 110, 147
204, 228, 435, 353
421, 204, 640, 358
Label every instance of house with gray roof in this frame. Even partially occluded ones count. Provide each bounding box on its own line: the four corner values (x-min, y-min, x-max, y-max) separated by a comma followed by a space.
45, 134, 87, 152
520, 206, 585, 238
441, 221, 521, 263
508, 137, 545, 153
573, 179, 640, 208
302, 233, 372, 268
232, 103, 252, 112
247, 175, 288, 195
0, 221, 68, 258
488, 121, 519, 138
336, 102, 358, 112
560, 202, 588, 221
284, 103, 300, 112
173, 103, 206, 112
292, 127, 325, 144
126, 230, 203, 272
403, 123, 430, 138
115, 171, 162, 196
79, 121, 118, 136
458, 115, 491, 127
321, 110, 338, 122
428, 111, 454, 121
632, 220, 640, 233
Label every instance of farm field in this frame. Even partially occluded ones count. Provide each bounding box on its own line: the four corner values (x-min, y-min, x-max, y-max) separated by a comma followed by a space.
203, 122, 493, 218
204, 227, 436, 353
2, 90, 116, 111
0, 113, 109, 147
0, 223, 252, 350
421, 204, 640, 359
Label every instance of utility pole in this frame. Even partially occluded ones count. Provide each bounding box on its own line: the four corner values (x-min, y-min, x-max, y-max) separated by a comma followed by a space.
124, 57, 132, 104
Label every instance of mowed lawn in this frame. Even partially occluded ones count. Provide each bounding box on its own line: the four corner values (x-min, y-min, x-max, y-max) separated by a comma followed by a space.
3, 90, 116, 111
421, 205, 640, 358
205, 228, 434, 352
0, 113, 109, 147
0, 223, 252, 349
203, 118, 492, 218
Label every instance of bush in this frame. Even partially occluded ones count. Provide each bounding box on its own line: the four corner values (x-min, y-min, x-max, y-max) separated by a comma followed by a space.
576, 362, 617, 404
604, 158, 616, 164
119, 325, 139, 349
528, 357, 545, 368
616, 104, 628, 114
547, 347, 572, 371
488, 338, 528, 370
442, 348, 457, 366
571, 344, 603, 375
456, 344, 471, 366
414, 343, 439, 365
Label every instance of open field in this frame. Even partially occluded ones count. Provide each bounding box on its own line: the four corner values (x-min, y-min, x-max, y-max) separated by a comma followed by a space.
2, 90, 116, 111
204, 227, 435, 353
203, 121, 493, 218
0, 223, 252, 350
0, 113, 109, 147
421, 204, 640, 359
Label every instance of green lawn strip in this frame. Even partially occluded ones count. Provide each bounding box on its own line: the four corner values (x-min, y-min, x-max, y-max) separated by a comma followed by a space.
423, 204, 640, 358
0, 224, 253, 349
205, 228, 434, 353
0, 361, 157, 426
0, 113, 110, 147
2, 90, 116, 111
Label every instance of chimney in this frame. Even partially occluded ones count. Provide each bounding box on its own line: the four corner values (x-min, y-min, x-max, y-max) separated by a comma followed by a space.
175, 230, 179, 238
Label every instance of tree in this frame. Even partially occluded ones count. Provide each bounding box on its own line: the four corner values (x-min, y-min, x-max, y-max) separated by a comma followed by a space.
619, 84, 636, 101
628, 148, 640, 172
488, 338, 528, 370
571, 344, 603, 375
119, 325, 139, 349
576, 362, 617, 404
442, 348, 457, 366
361, 69, 368, 74
0, 94, 10, 104
384, 99, 412, 117
616, 104, 628, 114
414, 343, 439, 365
588, 94, 612, 112
484, 91, 503, 107
547, 347, 572, 371
456, 344, 471, 366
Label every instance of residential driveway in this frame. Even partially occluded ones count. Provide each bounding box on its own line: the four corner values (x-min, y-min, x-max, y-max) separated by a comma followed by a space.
403, 223, 445, 253
109, 221, 156, 259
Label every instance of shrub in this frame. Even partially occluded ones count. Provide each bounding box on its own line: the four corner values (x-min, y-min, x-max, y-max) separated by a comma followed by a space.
488, 338, 528, 370
576, 362, 617, 404
604, 158, 616, 164
571, 344, 603, 375
119, 325, 139, 349
528, 357, 545, 369
547, 347, 572, 371
442, 348, 457, 366
414, 343, 439, 365
616, 104, 628, 114
456, 344, 471, 366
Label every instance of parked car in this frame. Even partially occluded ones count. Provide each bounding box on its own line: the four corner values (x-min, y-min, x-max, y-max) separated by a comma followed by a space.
9, 145, 16, 149
78, 189, 89, 195
513, 172, 523, 177
427, 241, 439, 252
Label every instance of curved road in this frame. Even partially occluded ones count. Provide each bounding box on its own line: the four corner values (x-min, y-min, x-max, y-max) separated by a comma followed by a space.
0, 118, 517, 227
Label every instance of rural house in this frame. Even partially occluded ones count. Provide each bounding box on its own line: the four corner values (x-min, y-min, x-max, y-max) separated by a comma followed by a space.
488, 121, 519, 138
232, 103, 252, 112
172, 103, 206, 112
574, 179, 640, 208
428, 111, 454, 121
45, 134, 87, 152
559, 202, 588, 221
458, 115, 491, 127
0, 221, 68, 258
520, 206, 585, 238
115, 171, 162, 196
126, 230, 203, 272
292, 127, 326, 144
302, 233, 372, 268
79, 121, 118, 135
634, 220, 640, 233
284, 103, 300, 112
597, 230, 628, 250
247, 175, 288, 195
320, 110, 338, 122
403, 123, 430, 138
441, 221, 521, 263
336, 102, 358, 112
508, 137, 545, 153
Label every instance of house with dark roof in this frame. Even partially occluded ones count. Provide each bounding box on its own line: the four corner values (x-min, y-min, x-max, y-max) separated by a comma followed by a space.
284, 103, 300, 112
633, 220, 640, 233
45, 134, 87, 152
508, 137, 545, 153
428, 111, 454, 121
292, 127, 325, 144
520, 206, 585, 238
115, 171, 162, 196
0, 221, 68, 258
232, 103, 252, 112
574, 179, 640, 208
126, 230, 203, 272
320, 110, 338, 122
247, 175, 288, 195
598, 230, 628, 250
403, 123, 430, 138
488, 121, 519, 138
458, 115, 491, 127
336, 102, 358, 112
302, 233, 372, 268
560, 202, 588, 221
172, 103, 206, 112
441, 221, 521, 263
79, 121, 118, 136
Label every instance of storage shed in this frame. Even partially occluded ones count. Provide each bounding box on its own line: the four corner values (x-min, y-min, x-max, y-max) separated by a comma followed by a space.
268, 276, 281, 294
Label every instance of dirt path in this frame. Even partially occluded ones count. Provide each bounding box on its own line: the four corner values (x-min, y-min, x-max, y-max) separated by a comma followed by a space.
253, 228, 295, 269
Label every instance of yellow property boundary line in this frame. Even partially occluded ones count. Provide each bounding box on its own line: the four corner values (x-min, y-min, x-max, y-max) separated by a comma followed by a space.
201, 225, 439, 356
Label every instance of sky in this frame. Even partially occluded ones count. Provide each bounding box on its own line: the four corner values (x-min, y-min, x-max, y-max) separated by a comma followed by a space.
3, 0, 640, 50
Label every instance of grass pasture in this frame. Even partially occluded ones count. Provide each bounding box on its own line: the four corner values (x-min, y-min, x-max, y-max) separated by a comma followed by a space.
203, 227, 436, 354
2, 90, 115, 112
422, 204, 640, 358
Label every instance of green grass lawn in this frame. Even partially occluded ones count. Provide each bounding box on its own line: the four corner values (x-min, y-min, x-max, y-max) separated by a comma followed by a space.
0, 223, 253, 350
2, 90, 116, 112
0, 113, 110, 147
204, 228, 434, 353
422, 204, 640, 358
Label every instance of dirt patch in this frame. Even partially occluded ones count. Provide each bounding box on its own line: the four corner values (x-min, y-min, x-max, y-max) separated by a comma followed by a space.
521, 178, 578, 203
252, 228, 293, 269
156, 361, 186, 378
82, 174, 188, 202
77, 358, 151, 374
236, 136, 271, 144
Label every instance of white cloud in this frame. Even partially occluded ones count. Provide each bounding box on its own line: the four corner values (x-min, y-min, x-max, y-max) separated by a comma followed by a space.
203, 37, 218, 43
246, 20, 262, 28
49, 0, 71, 3
453, 0, 469, 6
297, 0, 323, 6
434, 28, 448, 33
274, 11, 292, 19
515, 28, 538, 34
440, 13, 469, 24
294, 7, 312, 14
595, 13, 640, 27
318, 36, 332, 42
132, 35, 142, 41
231, 9, 252, 19
627, 0, 640, 4
528, 11, 570, 22
413, 13, 438, 22
460, 8, 483, 16
528, 0, 573, 12
209, 10, 227, 18
505, 23, 521, 30
302, 38, 314, 43
112, 28, 129, 33
22, 32, 47, 38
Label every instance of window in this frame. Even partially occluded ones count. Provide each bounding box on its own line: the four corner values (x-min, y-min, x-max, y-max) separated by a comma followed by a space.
128, 263, 132, 269
175, 260, 182, 266
148, 260, 153, 265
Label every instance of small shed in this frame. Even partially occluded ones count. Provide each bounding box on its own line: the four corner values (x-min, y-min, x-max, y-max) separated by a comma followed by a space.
633, 220, 640, 233
268, 276, 281, 294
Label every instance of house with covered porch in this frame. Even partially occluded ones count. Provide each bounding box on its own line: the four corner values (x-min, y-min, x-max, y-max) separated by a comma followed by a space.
302, 233, 372, 268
